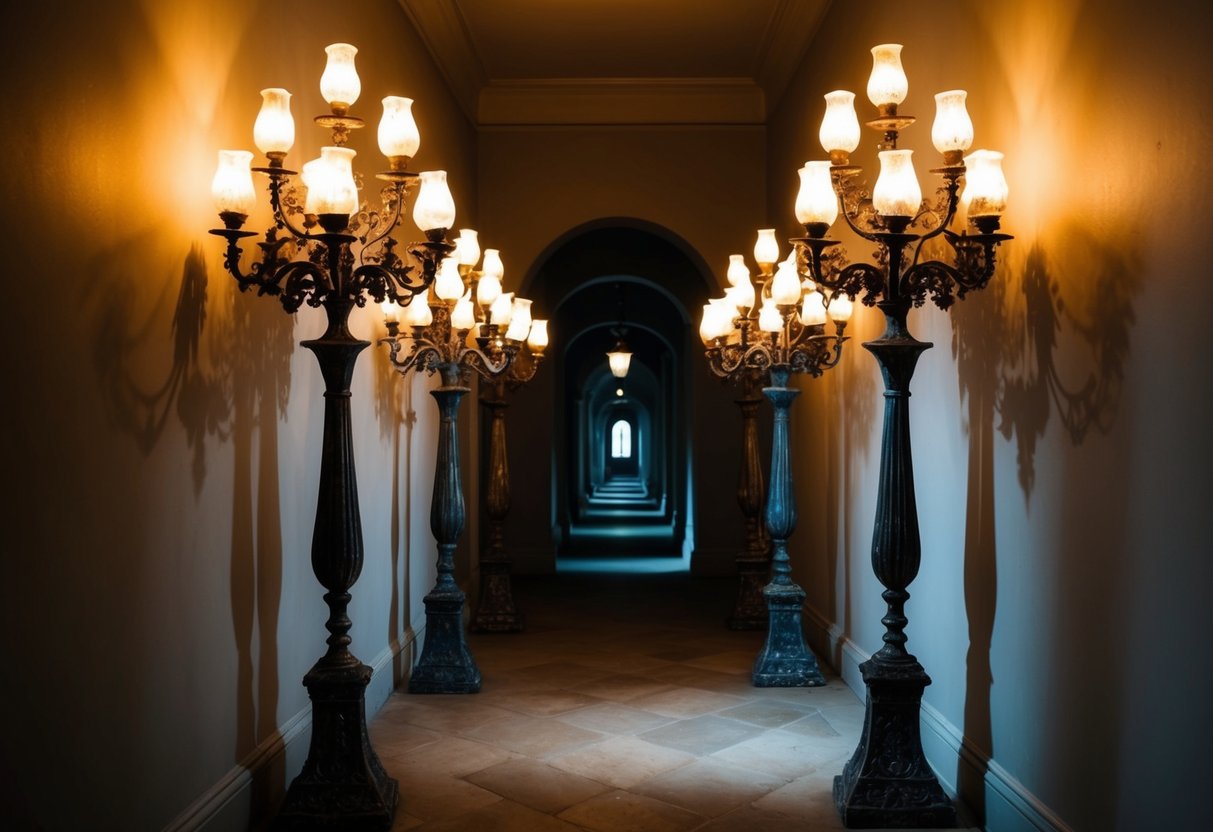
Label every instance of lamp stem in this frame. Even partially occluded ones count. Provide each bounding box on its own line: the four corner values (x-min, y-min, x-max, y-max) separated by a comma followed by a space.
473, 378, 525, 632
751, 365, 825, 687
408, 362, 482, 693
728, 369, 771, 630
277, 297, 398, 830
833, 298, 956, 827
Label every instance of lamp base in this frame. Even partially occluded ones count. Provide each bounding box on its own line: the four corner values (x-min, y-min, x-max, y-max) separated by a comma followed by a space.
472, 558, 525, 632
752, 581, 825, 687
727, 555, 770, 630
276, 662, 398, 830
833, 656, 956, 828
409, 583, 482, 694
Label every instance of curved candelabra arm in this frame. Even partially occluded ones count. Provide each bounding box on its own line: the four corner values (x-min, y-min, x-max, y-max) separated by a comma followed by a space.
905, 229, 1014, 310
381, 330, 444, 377
832, 170, 885, 244
356, 180, 409, 261
907, 170, 963, 268
459, 346, 515, 382
708, 341, 776, 379
277, 259, 328, 313
266, 172, 316, 243
353, 256, 426, 307
834, 261, 887, 306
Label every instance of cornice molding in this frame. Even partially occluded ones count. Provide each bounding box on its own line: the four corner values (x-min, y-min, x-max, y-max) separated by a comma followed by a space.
397, 0, 486, 121
754, 0, 831, 112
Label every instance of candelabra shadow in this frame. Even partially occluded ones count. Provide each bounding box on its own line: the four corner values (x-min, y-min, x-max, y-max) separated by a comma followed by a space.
950, 228, 1140, 822
88, 237, 298, 823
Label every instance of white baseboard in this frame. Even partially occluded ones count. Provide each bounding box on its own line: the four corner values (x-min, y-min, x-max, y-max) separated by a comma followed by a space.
164, 626, 421, 832
801, 605, 1070, 832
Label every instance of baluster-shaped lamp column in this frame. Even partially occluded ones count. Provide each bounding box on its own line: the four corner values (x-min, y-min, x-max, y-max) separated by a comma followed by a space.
751, 365, 825, 686
472, 377, 525, 632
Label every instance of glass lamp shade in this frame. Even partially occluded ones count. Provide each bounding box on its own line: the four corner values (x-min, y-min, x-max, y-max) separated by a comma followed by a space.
253, 88, 295, 157
867, 44, 908, 109
304, 147, 358, 215
758, 298, 783, 333
607, 345, 632, 378
873, 149, 922, 218
506, 297, 533, 341
795, 161, 839, 227
413, 170, 456, 232
698, 305, 716, 345
456, 229, 481, 268
962, 149, 1009, 218
800, 291, 827, 326
828, 293, 853, 321
931, 90, 973, 159
490, 292, 514, 326
700, 302, 730, 344
212, 150, 256, 215
320, 43, 360, 110
434, 256, 464, 301
527, 319, 549, 352
451, 291, 476, 331
726, 280, 755, 313
819, 90, 861, 155
753, 229, 780, 268
380, 299, 400, 322
476, 274, 502, 307
771, 259, 802, 306
481, 247, 504, 279
404, 288, 433, 326
378, 96, 420, 160
726, 254, 749, 286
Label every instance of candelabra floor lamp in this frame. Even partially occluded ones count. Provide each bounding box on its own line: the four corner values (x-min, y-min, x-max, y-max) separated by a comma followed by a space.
209, 43, 459, 829
473, 349, 544, 633
788, 44, 1012, 826
702, 232, 852, 686
381, 234, 548, 692
726, 365, 772, 631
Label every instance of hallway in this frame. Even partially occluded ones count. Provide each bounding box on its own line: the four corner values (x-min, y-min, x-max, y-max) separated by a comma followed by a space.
371, 573, 975, 831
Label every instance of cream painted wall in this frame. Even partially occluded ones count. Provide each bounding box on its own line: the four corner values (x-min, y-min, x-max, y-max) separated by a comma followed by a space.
0, 1, 476, 829
477, 126, 769, 573
768, 1, 1213, 829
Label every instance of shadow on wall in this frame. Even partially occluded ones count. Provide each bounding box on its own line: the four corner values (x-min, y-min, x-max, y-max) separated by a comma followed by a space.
87, 238, 299, 821
951, 225, 1140, 821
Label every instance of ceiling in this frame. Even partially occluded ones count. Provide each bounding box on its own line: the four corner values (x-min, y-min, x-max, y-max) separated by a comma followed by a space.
399, 0, 832, 126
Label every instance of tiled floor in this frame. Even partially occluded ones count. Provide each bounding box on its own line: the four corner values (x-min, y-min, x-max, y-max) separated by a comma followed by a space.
372, 570, 974, 831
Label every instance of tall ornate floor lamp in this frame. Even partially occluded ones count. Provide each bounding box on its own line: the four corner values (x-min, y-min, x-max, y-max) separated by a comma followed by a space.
209, 43, 452, 830
473, 348, 545, 632
701, 230, 852, 686
788, 44, 1012, 827
380, 237, 547, 692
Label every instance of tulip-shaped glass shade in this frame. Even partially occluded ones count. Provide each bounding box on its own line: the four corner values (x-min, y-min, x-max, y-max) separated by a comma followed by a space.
931, 90, 973, 163
754, 229, 780, 268
795, 161, 839, 228
378, 96, 420, 162
434, 256, 464, 301
726, 254, 749, 286
758, 298, 783, 333
698, 305, 717, 345
607, 344, 632, 378
413, 170, 456, 232
962, 149, 1009, 218
800, 292, 827, 326
254, 89, 295, 157
451, 291, 476, 331
828, 293, 853, 322
381, 299, 400, 323
699, 301, 731, 344
528, 319, 549, 352
307, 146, 358, 215
404, 288, 433, 326
456, 229, 481, 268
726, 280, 755, 313
477, 275, 502, 308
481, 247, 504, 279
771, 259, 802, 306
506, 297, 533, 341
212, 150, 256, 215
867, 44, 908, 110
820, 90, 861, 158
490, 292, 514, 326
320, 43, 360, 112
873, 149, 922, 218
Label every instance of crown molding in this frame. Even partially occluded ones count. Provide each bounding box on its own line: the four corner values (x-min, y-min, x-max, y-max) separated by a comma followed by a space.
397, 0, 486, 121
754, 0, 831, 112
478, 78, 766, 126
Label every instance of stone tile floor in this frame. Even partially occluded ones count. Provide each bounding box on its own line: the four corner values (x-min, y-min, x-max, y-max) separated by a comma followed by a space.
372, 571, 975, 831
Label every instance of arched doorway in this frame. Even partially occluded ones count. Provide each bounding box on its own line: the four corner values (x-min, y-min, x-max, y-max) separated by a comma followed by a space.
500, 220, 741, 575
